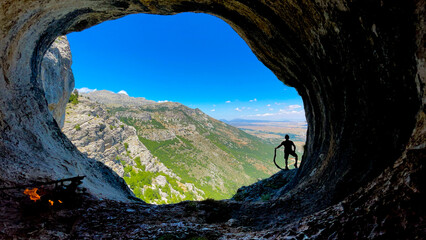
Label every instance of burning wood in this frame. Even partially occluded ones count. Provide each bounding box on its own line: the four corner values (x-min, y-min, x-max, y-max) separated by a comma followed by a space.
23, 188, 41, 202
1, 176, 86, 213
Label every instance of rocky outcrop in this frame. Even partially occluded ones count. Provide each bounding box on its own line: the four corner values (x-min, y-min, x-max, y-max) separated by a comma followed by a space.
0, 0, 424, 238
114, 111, 151, 122
62, 95, 205, 203
41, 36, 75, 128
82, 90, 156, 107
233, 170, 297, 202
76, 91, 280, 200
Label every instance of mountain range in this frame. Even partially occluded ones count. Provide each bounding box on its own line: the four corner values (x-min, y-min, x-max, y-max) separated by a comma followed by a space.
63, 90, 286, 203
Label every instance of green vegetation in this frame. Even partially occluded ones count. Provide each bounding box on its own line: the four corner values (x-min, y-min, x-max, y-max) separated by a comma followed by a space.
133, 132, 274, 200
54, 36, 64, 43
144, 188, 161, 202
104, 104, 282, 203
69, 91, 79, 105
205, 130, 274, 178
133, 156, 145, 170
74, 124, 81, 131
150, 119, 166, 129
120, 117, 166, 130
123, 166, 153, 186
63, 92, 303, 205
121, 163, 199, 204
117, 106, 280, 200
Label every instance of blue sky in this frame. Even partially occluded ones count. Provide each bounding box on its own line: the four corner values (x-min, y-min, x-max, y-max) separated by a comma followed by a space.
67, 13, 305, 121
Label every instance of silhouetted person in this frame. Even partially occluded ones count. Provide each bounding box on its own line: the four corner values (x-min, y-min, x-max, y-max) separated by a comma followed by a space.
275, 135, 298, 170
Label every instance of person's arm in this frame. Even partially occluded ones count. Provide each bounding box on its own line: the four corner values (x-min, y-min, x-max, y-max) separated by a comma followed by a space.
275, 143, 283, 149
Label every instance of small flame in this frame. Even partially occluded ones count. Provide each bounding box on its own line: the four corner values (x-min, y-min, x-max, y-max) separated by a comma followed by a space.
58, 200, 63, 204
48, 200, 54, 206
23, 188, 41, 202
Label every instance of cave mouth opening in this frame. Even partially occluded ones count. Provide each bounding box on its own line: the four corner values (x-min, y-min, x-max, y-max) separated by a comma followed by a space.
2, 1, 421, 223
49, 12, 307, 205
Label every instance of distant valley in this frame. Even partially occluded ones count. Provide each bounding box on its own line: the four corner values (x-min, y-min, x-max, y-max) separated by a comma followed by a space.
225, 119, 306, 150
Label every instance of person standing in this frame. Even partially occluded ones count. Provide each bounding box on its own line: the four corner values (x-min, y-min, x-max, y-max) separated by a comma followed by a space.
275, 134, 298, 170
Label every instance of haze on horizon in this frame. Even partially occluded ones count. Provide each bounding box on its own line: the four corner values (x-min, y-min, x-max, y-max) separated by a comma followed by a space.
67, 13, 305, 122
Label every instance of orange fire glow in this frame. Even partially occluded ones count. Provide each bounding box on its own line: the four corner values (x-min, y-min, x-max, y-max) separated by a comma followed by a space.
23, 188, 41, 202
58, 200, 63, 203
48, 200, 54, 206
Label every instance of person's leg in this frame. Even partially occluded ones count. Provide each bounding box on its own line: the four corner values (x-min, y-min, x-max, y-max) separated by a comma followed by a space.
284, 152, 290, 170
287, 151, 298, 168
292, 151, 298, 168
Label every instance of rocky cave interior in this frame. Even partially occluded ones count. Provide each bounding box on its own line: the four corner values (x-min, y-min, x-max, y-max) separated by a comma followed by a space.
0, 0, 424, 239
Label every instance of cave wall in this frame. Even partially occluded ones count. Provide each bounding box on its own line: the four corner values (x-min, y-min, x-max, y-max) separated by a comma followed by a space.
0, 0, 424, 216
41, 36, 75, 128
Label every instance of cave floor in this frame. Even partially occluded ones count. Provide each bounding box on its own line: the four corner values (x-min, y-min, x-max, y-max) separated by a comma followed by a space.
0, 194, 310, 239
2, 185, 424, 239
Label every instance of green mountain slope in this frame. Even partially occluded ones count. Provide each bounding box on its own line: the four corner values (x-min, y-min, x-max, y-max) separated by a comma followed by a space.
108, 101, 280, 199
63, 93, 206, 204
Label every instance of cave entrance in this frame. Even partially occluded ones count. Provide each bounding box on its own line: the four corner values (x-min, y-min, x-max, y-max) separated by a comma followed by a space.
48, 13, 307, 204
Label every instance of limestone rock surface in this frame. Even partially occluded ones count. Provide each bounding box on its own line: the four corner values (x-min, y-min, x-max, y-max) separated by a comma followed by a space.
62, 95, 205, 203
233, 169, 297, 202
80, 90, 280, 200
41, 36, 75, 128
83, 90, 156, 107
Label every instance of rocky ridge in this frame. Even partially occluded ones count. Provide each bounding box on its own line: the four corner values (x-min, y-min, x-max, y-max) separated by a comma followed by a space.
81, 90, 280, 199
71, 91, 281, 201
63, 94, 204, 204
41, 36, 75, 128
233, 169, 297, 202
82, 90, 156, 107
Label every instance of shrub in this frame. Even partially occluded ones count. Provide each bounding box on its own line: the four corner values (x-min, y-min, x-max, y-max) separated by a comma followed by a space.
74, 124, 81, 131
134, 156, 145, 170
124, 165, 133, 173
68, 90, 79, 105
144, 188, 161, 201
133, 187, 142, 197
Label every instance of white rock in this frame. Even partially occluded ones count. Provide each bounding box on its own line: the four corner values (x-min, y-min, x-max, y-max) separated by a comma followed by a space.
41, 36, 75, 128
